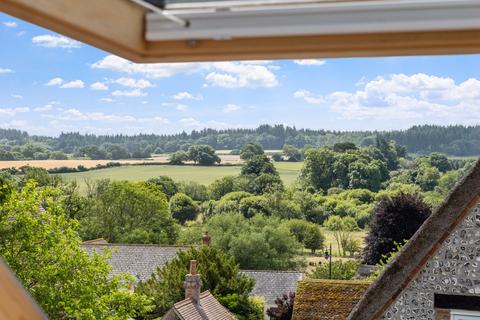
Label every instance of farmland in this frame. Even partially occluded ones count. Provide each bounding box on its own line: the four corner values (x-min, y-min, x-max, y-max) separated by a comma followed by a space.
60, 161, 304, 192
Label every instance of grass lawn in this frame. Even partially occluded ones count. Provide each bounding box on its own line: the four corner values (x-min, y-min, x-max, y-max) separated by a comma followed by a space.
60, 161, 303, 192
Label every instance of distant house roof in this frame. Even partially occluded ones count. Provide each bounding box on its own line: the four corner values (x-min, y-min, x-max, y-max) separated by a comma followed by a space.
81, 243, 189, 282
164, 290, 235, 320
242, 270, 303, 306
348, 160, 480, 320
293, 279, 370, 320
82, 242, 303, 304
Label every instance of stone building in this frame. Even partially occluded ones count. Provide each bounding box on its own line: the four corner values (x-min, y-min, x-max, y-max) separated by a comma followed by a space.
349, 161, 480, 320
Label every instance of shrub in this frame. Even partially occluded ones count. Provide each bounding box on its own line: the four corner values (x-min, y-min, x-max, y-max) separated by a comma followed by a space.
239, 195, 271, 218
363, 194, 431, 265
308, 260, 360, 280
266, 292, 295, 320
169, 193, 199, 224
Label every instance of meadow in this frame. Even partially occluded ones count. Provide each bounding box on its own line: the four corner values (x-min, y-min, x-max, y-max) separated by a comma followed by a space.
60, 161, 304, 192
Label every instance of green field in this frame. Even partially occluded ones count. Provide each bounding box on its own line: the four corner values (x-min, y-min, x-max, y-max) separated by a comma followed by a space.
60, 162, 303, 191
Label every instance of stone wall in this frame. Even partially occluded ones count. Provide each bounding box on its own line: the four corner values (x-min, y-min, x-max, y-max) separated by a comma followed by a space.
383, 202, 480, 319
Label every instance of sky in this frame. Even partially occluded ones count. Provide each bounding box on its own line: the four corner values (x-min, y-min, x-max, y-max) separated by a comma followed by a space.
1, 12, 480, 136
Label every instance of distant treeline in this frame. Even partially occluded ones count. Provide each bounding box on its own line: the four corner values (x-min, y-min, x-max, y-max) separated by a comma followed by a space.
0, 124, 479, 160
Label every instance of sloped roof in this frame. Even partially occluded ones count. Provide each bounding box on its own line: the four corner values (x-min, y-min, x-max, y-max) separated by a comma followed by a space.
293, 279, 369, 320
348, 160, 480, 320
81, 243, 189, 282
164, 290, 235, 320
242, 270, 303, 305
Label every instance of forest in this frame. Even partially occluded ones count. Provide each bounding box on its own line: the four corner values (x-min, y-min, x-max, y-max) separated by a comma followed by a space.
1, 124, 480, 160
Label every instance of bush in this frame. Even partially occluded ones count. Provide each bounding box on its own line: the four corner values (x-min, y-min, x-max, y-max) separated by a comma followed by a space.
146, 176, 178, 199
363, 194, 431, 265
239, 195, 271, 218
266, 292, 295, 320
169, 193, 199, 224
308, 260, 361, 280
285, 219, 325, 254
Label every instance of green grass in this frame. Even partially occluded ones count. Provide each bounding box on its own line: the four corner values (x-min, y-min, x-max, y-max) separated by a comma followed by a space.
60, 162, 304, 192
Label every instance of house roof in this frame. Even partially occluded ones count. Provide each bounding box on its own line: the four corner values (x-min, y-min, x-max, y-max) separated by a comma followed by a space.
292, 279, 370, 320
82, 242, 303, 304
348, 159, 480, 320
2, 0, 480, 62
81, 243, 189, 282
242, 270, 303, 306
164, 290, 235, 320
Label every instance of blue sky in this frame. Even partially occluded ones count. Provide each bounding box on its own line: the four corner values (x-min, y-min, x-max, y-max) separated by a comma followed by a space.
2, 12, 480, 136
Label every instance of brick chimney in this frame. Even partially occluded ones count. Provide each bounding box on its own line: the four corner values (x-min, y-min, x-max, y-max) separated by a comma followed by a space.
202, 231, 211, 246
184, 260, 201, 304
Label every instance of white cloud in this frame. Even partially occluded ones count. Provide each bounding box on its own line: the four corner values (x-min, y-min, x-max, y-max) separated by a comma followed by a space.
16, 31, 26, 37
112, 77, 154, 89
34, 104, 54, 112
100, 98, 114, 103
12, 95, 23, 99
205, 61, 278, 88
0, 68, 13, 74
3, 22, 17, 28
50, 108, 169, 124
294, 89, 324, 104
92, 55, 201, 78
0, 107, 29, 117
223, 104, 241, 113
32, 34, 81, 49
90, 82, 109, 90
304, 73, 480, 125
293, 59, 326, 66
112, 89, 147, 97
173, 91, 202, 101
176, 104, 189, 111
45, 77, 64, 86
60, 80, 85, 89
179, 117, 202, 127
92, 55, 279, 88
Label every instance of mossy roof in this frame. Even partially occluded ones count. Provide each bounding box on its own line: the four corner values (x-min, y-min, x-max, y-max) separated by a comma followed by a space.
292, 279, 370, 320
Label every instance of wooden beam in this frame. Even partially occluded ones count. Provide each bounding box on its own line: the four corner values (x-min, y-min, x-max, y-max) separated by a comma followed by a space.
0, 0, 147, 62
144, 29, 480, 62
0, 259, 47, 320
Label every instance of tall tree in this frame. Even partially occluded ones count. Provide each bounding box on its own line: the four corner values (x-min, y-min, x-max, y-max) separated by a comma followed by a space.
363, 194, 431, 265
0, 181, 152, 319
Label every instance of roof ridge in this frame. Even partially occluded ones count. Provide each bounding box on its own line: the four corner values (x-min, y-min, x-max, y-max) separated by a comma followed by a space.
241, 269, 303, 273
81, 243, 191, 248
300, 279, 371, 285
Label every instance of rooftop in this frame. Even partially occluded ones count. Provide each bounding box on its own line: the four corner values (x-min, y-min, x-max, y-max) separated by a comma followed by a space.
81, 243, 189, 282
164, 290, 236, 320
293, 279, 370, 320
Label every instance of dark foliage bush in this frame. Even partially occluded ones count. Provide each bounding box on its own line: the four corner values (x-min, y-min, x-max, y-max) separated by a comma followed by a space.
266, 292, 295, 320
363, 193, 431, 265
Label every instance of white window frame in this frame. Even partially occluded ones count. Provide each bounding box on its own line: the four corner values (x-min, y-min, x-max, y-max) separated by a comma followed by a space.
451, 310, 480, 319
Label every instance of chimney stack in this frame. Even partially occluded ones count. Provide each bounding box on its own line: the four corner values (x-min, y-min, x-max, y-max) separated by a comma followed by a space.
184, 260, 201, 304
202, 231, 211, 246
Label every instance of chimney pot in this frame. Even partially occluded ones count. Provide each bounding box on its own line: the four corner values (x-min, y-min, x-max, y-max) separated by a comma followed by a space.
184, 260, 201, 304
